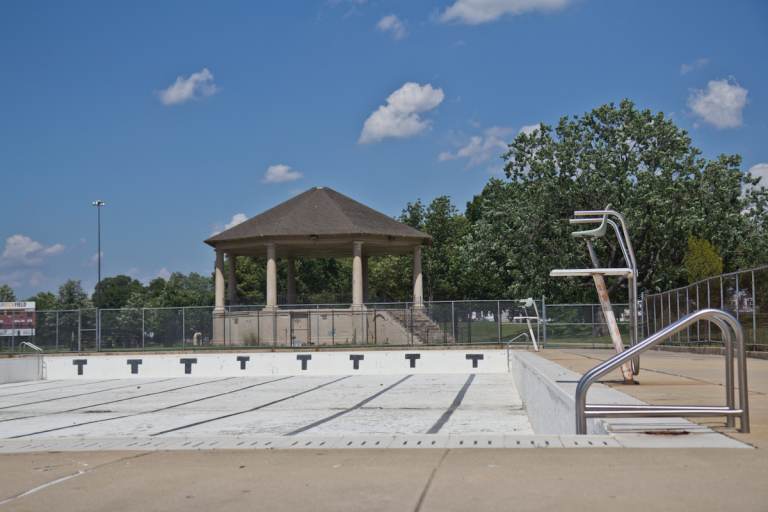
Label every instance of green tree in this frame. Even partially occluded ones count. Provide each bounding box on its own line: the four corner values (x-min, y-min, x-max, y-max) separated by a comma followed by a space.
422, 196, 469, 300
57, 280, 90, 310
27, 291, 57, 310
0, 284, 16, 302
464, 99, 768, 301
684, 238, 724, 283
93, 275, 144, 309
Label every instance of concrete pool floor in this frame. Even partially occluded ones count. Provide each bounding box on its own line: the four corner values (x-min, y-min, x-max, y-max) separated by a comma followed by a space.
1, 349, 767, 511
0, 374, 533, 441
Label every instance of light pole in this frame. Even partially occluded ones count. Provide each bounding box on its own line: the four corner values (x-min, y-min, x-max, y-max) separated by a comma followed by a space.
92, 200, 105, 350
92, 200, 106, 302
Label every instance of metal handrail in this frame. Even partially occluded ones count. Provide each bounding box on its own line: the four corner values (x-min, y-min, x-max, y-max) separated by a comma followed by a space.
505, 332, 530, 371
18, 341, 44, 381
570, 209, 640, 373
575, 308, 749, 434
19, 341, 43, 352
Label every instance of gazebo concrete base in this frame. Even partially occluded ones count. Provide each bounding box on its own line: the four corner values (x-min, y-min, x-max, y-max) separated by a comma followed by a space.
212, 307, 452, 347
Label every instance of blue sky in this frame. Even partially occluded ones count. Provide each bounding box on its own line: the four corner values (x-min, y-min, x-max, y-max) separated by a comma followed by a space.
1, 0, 767, 299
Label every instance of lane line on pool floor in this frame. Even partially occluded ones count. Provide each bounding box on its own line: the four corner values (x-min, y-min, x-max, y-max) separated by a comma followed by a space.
286, 375, 413, 436
426, 374, 476, 434
0, 378, 177, 410
0, 380, 85, 395
7, 376, 291, 439
151, 375, 352, 436
0, 376, 241, 424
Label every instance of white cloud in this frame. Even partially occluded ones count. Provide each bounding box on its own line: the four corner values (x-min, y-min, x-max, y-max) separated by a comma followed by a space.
0, 269, 45, 289
377, 15, 407, 40
519, 123, 541, 135
440, 0, 569, 25
748, 163, 768, 188
88, 251, 104, 267
158, 68, 218, 106
359, 82, 445, 144
680, 57, 709, 75
263, 164, 303, 184
688, 78, 748, 129
225, 213, 248, 229
439, 126, 513, 166
211, 212, 249, 236
1, 235, 64, 266
156, 267, 172, 280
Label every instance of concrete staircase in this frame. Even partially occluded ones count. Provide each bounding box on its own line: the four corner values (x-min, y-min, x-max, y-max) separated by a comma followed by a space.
384, 307, 455, 344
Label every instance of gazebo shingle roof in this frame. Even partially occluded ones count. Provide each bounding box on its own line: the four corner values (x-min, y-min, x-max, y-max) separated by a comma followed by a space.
205, 187, 431, 246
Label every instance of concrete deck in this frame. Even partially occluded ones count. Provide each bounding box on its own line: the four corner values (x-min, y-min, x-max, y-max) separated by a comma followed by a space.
1, 350, 767, 510
540, 348, 768, 447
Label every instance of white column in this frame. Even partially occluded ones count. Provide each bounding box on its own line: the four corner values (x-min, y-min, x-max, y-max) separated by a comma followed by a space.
352, 241, 364, 308
214, 250, 225, 312
286, 258, 297, 305
413, 245, 424, 308
226, 254, 237, 305
266, 243, 277, 309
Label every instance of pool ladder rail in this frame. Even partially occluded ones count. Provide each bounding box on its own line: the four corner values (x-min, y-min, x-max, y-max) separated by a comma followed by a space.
574, 308, 750, 435
18, 341, 45, 380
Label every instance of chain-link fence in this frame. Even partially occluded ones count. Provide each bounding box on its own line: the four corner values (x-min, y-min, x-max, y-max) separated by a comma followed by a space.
644, 265, 768, 351
1, 298, 644, 353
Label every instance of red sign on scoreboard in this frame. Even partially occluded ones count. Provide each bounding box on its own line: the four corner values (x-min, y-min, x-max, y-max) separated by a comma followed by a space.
0, 302, 36, 337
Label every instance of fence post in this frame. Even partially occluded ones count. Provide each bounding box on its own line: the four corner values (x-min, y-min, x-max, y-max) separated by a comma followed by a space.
181, 307, 186, 348
720, 276, 724, 309
541, 296, 547, 348
707, 279, 712, 343
55, 310, 59, 351
695, 284, 701, 342
77, 309, 82, 352
451, 301, 456, 343
685, 288, 690, 343
675, 290, 681, 343
10, 310, 15, 351
496, 300, 501, 343
735, 273, 740, 321
751, 270, 757, 350
141, 308, 145, 350
97, 309, 101, 352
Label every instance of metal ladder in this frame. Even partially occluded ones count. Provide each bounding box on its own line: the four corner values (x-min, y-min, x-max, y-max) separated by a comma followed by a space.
574, 308, 749, 435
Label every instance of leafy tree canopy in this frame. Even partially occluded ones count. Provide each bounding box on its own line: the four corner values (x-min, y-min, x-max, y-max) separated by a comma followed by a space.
0, 284, 16, 302
462, 99, 768, 301
684, 238, 724, 284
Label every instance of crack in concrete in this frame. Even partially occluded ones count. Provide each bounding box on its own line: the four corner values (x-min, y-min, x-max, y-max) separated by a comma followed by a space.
0, 451, 151, 506
413, 449, 450, 512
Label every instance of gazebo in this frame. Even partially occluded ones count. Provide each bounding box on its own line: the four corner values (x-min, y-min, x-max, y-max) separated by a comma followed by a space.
204, 187, 433, 345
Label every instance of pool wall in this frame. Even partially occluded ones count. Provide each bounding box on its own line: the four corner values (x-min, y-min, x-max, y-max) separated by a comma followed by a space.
0, 357, 42, 384
43, 349, 508, 379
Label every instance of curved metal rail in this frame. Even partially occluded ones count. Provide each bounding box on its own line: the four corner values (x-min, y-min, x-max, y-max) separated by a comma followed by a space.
571, 208, 640, 374
575, 308, 749, 434
18, 341, 44, 380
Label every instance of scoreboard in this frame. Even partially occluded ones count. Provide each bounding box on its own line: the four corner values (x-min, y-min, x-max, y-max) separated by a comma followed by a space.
0, 301, 36, 337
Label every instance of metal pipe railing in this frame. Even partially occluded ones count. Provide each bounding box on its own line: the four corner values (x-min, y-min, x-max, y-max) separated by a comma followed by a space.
571, 208, 640, 374
575, 308, 749, 434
